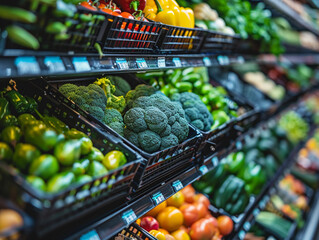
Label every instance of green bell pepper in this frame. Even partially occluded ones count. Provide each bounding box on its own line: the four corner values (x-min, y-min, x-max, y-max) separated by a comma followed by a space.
35, 110, 69, 134
88, 161, 108, 177
0, 97, 10, 121
102, 150, 127, 170
85, 147, 104, 162
26, 175, 46, 192
47, 171, 75, 193
54, 140, 81, 166
5, 90, 29, 114
1, 126, 21, 148
17, 113, 36, 127
13, 143, 41, 171
29, 154, 59, 180
226, 152, 245, 174
0, 115, 18, 129
0, 142, 13, 163
24, 123, 58, 152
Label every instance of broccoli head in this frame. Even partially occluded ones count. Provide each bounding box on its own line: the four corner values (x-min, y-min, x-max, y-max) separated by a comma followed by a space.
109, 122, 124, 136
109, 76, 131, 96
125, 84, 156, 109
123, 92, 189, 153
171, 92, 214, 132
103, 109, 124, 136
59, 83, 107, 122
94, 77, 126, 113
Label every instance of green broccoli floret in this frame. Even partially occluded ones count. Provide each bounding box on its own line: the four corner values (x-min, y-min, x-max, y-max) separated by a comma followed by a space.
161, 134, 179, 150
171, 92, 214, 132
104, 109, 123, 125
123, 92, 189, 153
125, 84, 156, 109
109, 76, 131, 96
124, 108, 148, 133
59, 83, 108, 122
124, 128, 140, 147
109, 122, 124, 136
95, 77, 126, 113
138, 130, 162, 153
59, 84, 78, 96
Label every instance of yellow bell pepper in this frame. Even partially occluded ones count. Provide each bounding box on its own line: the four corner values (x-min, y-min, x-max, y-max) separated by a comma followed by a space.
145, 0, 194, 28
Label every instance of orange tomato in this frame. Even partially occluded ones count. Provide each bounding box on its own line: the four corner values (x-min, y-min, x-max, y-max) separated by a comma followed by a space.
157, 207, 184, 232
189, 218, 219, 240
165, 234, 177, 240
180, 204, 199, 227
167, 192, 185, 208
205, 216, 218, 228
171, 229, 191, 240
147, 201, 167, 217
193, 194, 210, 208
205, 212, 213, 218
181, 185, 195, 203
149, 230, 166, 240
217, 216, 233, 236
178, 225, 190, 234
158, 228, 169, 235
194, 202, 208, 219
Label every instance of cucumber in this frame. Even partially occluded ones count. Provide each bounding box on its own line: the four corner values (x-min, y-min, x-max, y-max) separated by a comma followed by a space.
0, 5, 37, 23
214, 175, 234, 208
46, 22, 68, 34
181, 73, 201, 83
6, 25, 39, 50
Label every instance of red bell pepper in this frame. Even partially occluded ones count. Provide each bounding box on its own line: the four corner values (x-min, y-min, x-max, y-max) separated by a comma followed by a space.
114, 0, 146, 13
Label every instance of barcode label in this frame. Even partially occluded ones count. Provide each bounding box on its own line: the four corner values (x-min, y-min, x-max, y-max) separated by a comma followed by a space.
158, 57, 166, 68
152, 192, 165, 206
116, 58, 129, 70
199, 165, 208, 175
44, 56, 65, 73
173, 57, 182, 67
203, 57, 212, 66
136, 58, 148, 69
122, 209, 137, 225
80, 230, 100, 240
217, 56, 230, 65
172, 180, 183, 192
15, 56, 40, 75
243, 222, 251, 231
73, 57, 91, 72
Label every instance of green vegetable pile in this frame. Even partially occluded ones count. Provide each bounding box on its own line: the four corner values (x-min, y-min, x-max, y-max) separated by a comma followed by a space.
59, 76, 131, 137
138, 67, 241, 130
60, 78, 190, 154
207, 0, 283, 54
0, 86, 127, 194
193, 124, 292, 214
279, 111, 309, 144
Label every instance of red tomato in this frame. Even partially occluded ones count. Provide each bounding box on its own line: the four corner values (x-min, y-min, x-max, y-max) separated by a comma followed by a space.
189, 218, 219, 240
205, 216, 218, 228
80, 1, 97, 11
194, 194, 210, 208
180, 204, 199, 227
181, 185, 195, 203
194, 202, 208, 219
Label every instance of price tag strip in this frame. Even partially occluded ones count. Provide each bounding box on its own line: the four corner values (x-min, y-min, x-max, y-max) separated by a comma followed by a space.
116, 58, 129, 70
15, 56, 40, 75
199, 165, 208, 175
172, 180, 183, 192
136, 58, 148, 69
151, 192, 165, 206
203, 57, 212, 66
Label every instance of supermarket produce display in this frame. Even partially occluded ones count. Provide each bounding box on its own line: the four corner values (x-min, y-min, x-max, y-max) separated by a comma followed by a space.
1, 0, 319, 240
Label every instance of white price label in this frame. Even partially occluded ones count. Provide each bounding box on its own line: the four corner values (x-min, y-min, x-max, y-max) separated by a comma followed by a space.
211, 156, 219, 165
243, 222, 251, 231
172, 180, 183, 192
199, 165, 208, 175
236, 141, 243, 150
122, 209, 137, 225
15, 56, 40, 75
173, 57, 182, 67
80, 230, 101, 240
116, 58, 129, 70
72, 57, 91, 72
152, 192, 165, 206
203, 57, 212, 66
253, 208, 260, 217
239, 230, 246, 240
44, 56, 65, 73
136, 58, 148, 69
158, 57, 166, 68
217, 56, 230, 65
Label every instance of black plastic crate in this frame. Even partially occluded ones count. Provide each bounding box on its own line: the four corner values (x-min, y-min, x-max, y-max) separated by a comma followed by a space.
201, 31, 240, 54
97, 14, 162, 53
156, 25, 207, 54
45, 77, 202, 194
110, 223, 156, 240
0, 80, 144, 238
